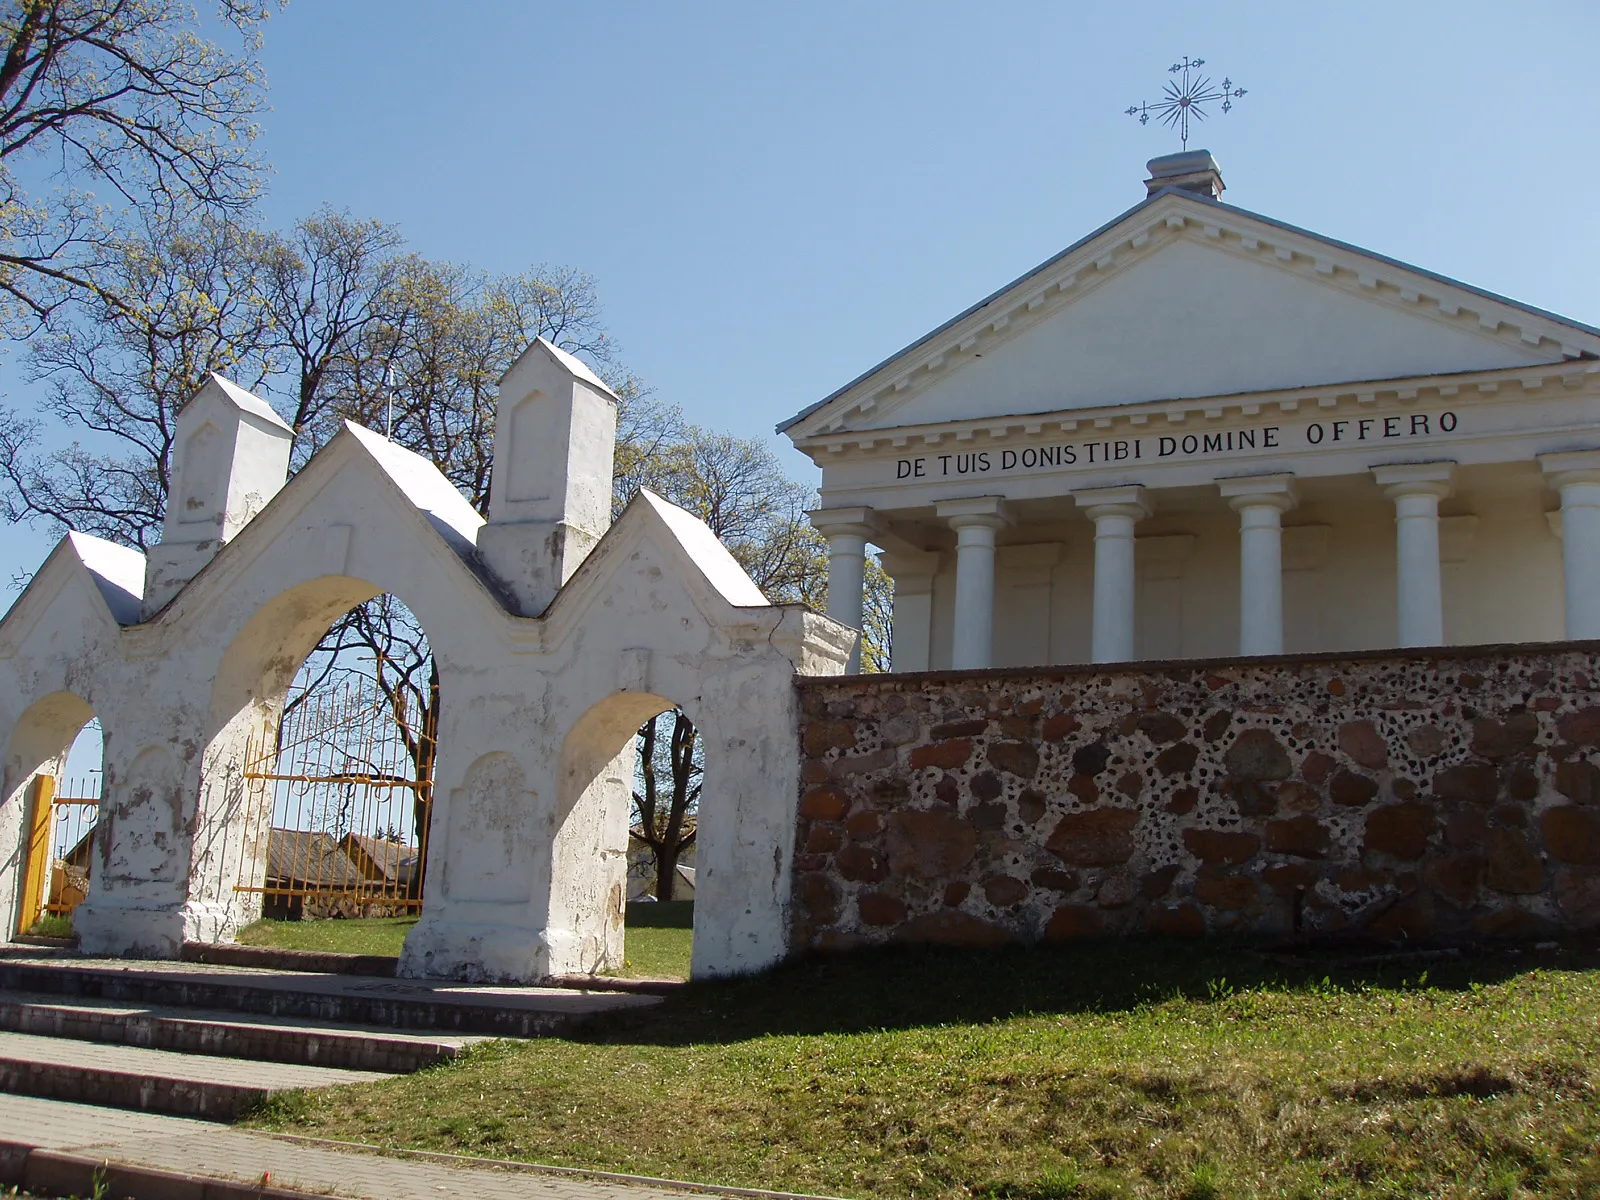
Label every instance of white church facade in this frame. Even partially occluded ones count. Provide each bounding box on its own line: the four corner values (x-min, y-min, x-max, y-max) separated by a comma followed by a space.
790, 152, 1600, 673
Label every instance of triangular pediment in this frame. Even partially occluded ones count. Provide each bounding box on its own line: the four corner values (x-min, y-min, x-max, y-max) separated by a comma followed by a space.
0, 532, 144, 662
543, 489, 769, 645
782, 191, 1600, 440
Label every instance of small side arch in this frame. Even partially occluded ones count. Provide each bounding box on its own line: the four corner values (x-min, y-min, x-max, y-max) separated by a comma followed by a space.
186, 573, 447, 941
2, 691, 97, 938
543, 690, 681, 976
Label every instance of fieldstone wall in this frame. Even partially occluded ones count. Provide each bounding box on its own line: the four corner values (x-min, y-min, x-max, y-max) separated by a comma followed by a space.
791, 643, 1600, 950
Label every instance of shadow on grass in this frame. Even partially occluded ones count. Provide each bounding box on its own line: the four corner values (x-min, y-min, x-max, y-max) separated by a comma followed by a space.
581, 935, 1598, 1046
623, 900, 695, 929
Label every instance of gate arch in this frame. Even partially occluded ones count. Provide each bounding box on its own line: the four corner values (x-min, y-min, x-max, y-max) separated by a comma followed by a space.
191, 573, 453, 938
2, 691, 98, 938
546, 689, 682, 975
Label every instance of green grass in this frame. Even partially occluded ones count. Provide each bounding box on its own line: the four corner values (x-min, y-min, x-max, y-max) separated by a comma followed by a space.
236, 905, 694, 978
246, 938, 1600, 1200
618, 926, 693, 978
23, 913, 74, 938
237, 914, 421, 956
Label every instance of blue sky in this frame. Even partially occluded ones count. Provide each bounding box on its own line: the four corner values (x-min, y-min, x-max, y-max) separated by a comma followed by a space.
4, 0, 1600, 593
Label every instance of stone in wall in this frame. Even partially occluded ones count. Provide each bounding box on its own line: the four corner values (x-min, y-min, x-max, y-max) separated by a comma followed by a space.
791, 646, 1600, 951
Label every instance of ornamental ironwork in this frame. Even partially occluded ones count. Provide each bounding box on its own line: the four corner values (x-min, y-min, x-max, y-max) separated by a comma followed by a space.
1126, 58, 1246, 150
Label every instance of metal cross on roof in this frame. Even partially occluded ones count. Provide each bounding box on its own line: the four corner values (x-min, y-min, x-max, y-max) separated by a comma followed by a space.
1126, 57, 1247, 150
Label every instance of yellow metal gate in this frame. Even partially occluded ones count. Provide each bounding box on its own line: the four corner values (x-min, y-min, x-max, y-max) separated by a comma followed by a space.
234, 677, 434, 919
17, 772, 99, 935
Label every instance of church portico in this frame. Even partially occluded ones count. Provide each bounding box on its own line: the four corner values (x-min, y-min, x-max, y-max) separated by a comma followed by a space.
806, 415, 1586, 672
790, 150, 1600, 673
783, 137, 1600, 678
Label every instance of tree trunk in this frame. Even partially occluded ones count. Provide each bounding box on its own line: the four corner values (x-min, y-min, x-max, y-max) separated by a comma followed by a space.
409, 656, 440, 902
656, 843, 679, 903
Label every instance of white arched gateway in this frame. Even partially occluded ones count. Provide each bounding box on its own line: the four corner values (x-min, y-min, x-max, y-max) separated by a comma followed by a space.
0, 342, 852, 981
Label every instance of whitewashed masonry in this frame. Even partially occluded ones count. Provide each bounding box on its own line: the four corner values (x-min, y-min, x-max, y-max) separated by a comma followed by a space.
0, 343, 854, 977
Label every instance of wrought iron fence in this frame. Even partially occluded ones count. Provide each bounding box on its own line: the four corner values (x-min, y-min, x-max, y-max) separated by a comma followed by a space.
43, 774, 99, 917
235, 674, 435, 919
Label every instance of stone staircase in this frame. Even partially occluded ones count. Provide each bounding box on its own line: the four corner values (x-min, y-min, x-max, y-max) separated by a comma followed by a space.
0, 954, 661, 1121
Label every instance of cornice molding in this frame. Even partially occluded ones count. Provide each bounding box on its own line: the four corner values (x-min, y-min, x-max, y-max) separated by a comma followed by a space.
794, 359, 1600, 464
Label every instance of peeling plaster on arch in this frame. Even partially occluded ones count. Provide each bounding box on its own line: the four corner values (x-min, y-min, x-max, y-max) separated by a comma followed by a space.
103, 744, 181, 888
548, 690, 678, 976
187, 572, 455, 944
206, 574, 385, 731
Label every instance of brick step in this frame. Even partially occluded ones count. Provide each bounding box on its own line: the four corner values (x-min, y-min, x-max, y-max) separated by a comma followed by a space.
0, 1030, 390, 1121
182, 940, 400, 977
0, 956, 661, 1037
0, 992, 483, 1072
181, 942, 688, 994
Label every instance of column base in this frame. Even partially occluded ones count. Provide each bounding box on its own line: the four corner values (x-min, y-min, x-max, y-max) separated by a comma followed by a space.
72, 900, 185, 959
399, 911, 553, 983
179, 895, 261, 945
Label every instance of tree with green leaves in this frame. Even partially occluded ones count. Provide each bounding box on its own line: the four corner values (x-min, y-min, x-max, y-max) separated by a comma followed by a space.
1, 210, 277, 543
0, 1, 276, 333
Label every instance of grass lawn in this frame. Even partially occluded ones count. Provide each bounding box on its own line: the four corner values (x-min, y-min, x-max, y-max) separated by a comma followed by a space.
247, 938, 1600, 1200
237, 915, 421, 957
236, 901, 695, 979
23, 914, 73, 938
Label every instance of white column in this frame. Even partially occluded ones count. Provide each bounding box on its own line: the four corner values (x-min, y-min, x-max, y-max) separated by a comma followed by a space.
934, 497, 1012, 670
1540, 451, 1600, 640
808, 506, 881, 673
1074, 485, 1149, 664
879, 550, 941, 673
1373, 463, 1455, 648
1219, 474, 1297, 656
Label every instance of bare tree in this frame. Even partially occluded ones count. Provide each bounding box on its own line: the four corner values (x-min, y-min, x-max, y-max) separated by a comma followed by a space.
630, 710, 699, 902
0, 0, 276, 332
261, 207, 408, 457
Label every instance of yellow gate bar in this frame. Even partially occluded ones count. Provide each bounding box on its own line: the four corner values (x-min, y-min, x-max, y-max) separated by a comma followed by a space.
18, 775, 55, 935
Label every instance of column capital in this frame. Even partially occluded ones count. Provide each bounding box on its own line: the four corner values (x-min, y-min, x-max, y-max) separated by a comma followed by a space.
1539, 449, 1600, 488
1074, 484, 1150, 522
935, 495, 1012, 531
1219, 472, 1298, 514
807, 505, 883, 540
1373, 461, 1454, 500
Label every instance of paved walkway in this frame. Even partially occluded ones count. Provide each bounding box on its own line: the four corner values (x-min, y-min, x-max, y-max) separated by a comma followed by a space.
0, 1029, 388, 1090
0, 1094, 836, 1200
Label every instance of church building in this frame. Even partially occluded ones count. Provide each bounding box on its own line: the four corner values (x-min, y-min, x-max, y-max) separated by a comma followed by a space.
786, 152, 1600, 673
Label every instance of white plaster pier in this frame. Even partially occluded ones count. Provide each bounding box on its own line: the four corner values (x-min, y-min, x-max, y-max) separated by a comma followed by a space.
0, 341, 853, 981
790, 153, 1600, 671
